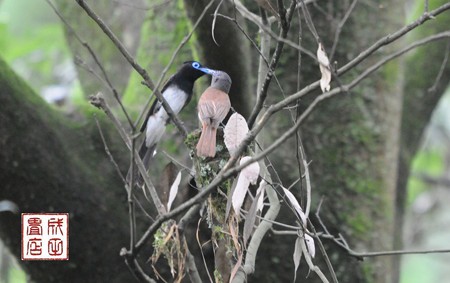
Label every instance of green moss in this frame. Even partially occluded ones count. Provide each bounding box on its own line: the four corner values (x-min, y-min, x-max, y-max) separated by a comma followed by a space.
362, 262, 375, 283
347, 213, 372, 236
382, 60, 402, 89
214, 269, 223, 283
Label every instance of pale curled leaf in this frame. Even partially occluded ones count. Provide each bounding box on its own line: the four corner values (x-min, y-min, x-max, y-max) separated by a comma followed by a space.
304, 234, 316, 258
293, 236, 303, 282
232, 173, 250, 215
240, 156, 260, 184
282, 187, 306, 225
317, 43, 331, 93
167, 171, 181, 211
256, 180, 266, 212
224, 113, 249, 155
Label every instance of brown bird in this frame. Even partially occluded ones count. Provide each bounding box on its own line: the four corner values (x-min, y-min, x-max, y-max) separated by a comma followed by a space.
196, 71, 232, 158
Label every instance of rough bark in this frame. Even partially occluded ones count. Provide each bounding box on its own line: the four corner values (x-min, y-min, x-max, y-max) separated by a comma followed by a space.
0, 56, 137, 283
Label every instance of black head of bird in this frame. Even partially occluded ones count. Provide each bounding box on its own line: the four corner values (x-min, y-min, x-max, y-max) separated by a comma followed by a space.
168, 61, 215, 94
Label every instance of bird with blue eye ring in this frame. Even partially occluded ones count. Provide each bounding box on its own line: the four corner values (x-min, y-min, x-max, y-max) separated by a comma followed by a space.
128, 61, 215, 186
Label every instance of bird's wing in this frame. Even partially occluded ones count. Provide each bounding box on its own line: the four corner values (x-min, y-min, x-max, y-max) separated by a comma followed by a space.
198, 91, 217, 121
213, 96, 231, 125
198, 88, 231, 127
140, 99, 160, 132
139, 75, 175, 132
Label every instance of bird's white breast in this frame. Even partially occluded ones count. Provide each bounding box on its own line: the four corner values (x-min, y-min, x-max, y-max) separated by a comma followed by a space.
156, 86, 187, 120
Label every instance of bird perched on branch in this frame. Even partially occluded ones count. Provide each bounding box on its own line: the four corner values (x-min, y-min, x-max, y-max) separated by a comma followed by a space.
196, 71, 232, 158
129, 61, 215, 185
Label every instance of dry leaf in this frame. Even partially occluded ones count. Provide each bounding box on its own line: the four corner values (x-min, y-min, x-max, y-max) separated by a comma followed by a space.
158, 162, 178, 209
293, 236, 303, 282
232, 157, 261, 215
282, 187, 307, 225
167, 171, 181, 211
240, 156, 260, 185
304, 234, 316, 258
256, 180, 266, 212
232, 174, 250, 215
317, 43, 331, 93
224, 112, 249, 155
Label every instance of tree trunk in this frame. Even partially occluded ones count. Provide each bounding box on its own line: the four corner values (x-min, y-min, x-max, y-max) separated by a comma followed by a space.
0, 56, 137, 283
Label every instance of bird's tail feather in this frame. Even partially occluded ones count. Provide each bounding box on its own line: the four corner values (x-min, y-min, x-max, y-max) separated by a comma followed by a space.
197, 125, 217, 157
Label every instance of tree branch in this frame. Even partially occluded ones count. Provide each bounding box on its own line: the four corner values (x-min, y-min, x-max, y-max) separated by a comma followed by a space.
75, 0, 188, 137
90, 93, 166, 215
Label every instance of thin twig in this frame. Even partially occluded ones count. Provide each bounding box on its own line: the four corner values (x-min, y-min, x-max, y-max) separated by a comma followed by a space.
131, 7, 450, 268
329, 0, 358, 60
123, 256, 156, 283
349, 248, 450, 258
177, 204, 202, 283
135, 0, 215, 131
76, 0, 187, 137
309, 220, 339, 283
46, 0, 134, 128
113, 0, 172, 10
427, 39, 450, 93
229, 30, 450, 173
338, 3, 450, 75
301, 234, 330, 283
90, 93, 166, 215
299, 0, 319, 41
247, 0, 298, 128
94, 116, 126, 183
233, 0, 317, 61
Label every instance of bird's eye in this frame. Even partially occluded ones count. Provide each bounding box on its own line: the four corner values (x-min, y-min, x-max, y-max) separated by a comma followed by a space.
192, 62, 200, 68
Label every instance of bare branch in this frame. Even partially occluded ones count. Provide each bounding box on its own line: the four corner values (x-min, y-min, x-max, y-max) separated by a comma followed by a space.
75, 0, 188, 137
427, 39, 450, 93
94, 116, 126, 183
301, 235, 330, 283
233, 0, 317, 61
338, 3, 450, 75
123, 255, 157, 283
329, 0, 358, 60
90, 93, 166, 215
134, 0, 215, 129
46, 0, 134, 128
248, 0, 298, 128
231, 31, 450, 172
